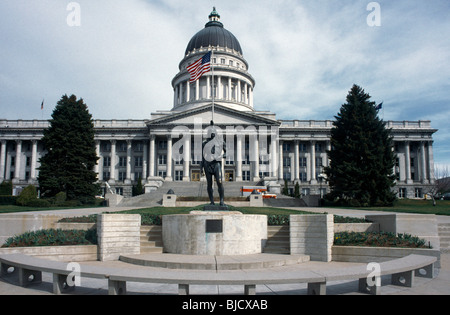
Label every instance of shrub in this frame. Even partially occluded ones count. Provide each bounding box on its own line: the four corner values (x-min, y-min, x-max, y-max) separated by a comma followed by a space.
0, 181, 12, 195
0, 195, 17, 205
16, 185, 38, 206
334, 231, 430, 248
267, 214, 289, 226
2, 228, 98, 248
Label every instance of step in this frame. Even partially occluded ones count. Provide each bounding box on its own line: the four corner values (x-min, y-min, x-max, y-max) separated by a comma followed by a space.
140, 247, 163, 254
263, 246, 290, 254
120, 253, 308, 270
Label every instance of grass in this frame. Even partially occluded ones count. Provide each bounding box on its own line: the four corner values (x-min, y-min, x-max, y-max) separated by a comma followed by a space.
0, 203, 107, 214
351, 199, 450, 216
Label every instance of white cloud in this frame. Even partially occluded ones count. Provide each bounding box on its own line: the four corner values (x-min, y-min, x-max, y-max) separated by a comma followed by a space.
0, 0, 449, 167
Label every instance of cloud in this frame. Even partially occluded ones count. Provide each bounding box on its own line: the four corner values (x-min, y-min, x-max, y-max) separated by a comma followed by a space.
0, 0, 449, 167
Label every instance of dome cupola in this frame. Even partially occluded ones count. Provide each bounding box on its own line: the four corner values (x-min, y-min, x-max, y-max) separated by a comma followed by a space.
171, 8, 255, 113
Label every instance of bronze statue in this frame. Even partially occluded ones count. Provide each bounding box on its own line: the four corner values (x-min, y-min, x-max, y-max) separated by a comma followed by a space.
201, 121, 227, 207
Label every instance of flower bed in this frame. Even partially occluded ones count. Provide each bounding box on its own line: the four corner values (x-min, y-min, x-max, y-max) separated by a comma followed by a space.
2, 228, 97, 248
334, 231, 431, 248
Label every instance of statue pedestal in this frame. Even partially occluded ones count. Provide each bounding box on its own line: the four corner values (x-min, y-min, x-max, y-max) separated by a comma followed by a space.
203, 205, 229, 211
162, 212, 267, 255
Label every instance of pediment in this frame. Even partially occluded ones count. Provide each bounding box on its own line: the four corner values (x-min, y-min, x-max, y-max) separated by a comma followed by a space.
148, 104, 279, 127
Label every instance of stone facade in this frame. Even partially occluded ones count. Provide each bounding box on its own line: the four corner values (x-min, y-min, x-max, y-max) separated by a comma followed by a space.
0, 9, 437, 199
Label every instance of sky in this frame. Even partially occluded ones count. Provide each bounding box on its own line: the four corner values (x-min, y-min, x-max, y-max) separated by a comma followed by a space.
0, 0, 449, 172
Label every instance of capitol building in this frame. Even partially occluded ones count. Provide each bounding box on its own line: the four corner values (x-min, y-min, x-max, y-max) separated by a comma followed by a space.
0, 9, 437, 199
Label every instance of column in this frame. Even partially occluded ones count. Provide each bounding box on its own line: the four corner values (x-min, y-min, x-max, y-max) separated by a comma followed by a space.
109, 140, 116, 184
13, 140, 22, 183
405, 142, 412, 184
290, 154, 295, 182
207, 76, 211, 99
148, 135, 156, 178
0, 140, 7, 181
428, 141, 435, 184
217, 76, 222, 99
294, 141, 299, 182
228, 77, 232, 101
94, 141, 101, 181
186, 81, 190, 103
249, 87, 254, 107
183, 135, 191, 182
142, 141, 148, 181
195, 79, 200, 101
244, 83, 248, 105
236, 135, 243, 181
125, 140, 132, 184
30, 140, 38, 182
278, 140, 284, 181
237, 80, 241, 102
252, 135, 260, 181
271, 135, 277, 177
420, 141, 428, 184
326, 141, 331, 167
174, 85, 178, 106
310, 141, 317, 184
165, 136, 173, 181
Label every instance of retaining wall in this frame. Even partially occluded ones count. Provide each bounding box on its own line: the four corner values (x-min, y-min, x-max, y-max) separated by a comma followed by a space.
97, 214, 141, 261
290, 214, 334, 262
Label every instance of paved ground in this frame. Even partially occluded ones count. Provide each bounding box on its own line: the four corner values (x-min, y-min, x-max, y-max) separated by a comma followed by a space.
1, 205, 449, 295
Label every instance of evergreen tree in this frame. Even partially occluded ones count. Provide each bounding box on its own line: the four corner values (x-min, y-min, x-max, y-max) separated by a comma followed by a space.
324, 85, 396, 206
38, 95, 99, 202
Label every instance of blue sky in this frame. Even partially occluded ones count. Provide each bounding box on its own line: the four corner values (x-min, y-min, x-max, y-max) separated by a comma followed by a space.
0, 0, 449, 171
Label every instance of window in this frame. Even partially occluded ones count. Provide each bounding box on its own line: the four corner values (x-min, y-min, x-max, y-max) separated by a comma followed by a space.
158, 171, 166, 178
242, 171, 251, 181
158, 140, 167, 149
300, 143, 308, 152
175, 170, 183, 181
315, 143, 323, 152
242, 155, 250, 165
229, 60, 233, 66
300, 172, 307, 182
102, 142, 111, 152
316, 157, 323, 167
158, 155, 167, 165
103, 172, 110, 181
118, 142, 127, 152
119, 157, 127, 167
399, 188, 406, 198
135, 172, 143, 181
283, 143, 291, 152
116, 187, 123, 195
300, 157, 307, 168
221, 58, 225, 64
135, 156, 143, 167
283, 172, 291, 181
119, 172, 126, 181
414, 188, 423, 198
103, 157, 111, 167
301, 188, 310, 196
283, 157, 291, 167
135, 142, 144, 152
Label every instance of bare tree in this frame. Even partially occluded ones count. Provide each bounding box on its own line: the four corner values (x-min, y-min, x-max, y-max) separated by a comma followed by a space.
426, 165, 450, 206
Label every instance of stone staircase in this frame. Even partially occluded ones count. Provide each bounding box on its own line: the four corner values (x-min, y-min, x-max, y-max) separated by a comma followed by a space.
438, 223, 450, 254
263, 226, 290, 254
140, 226, 163, 254
119, 180, 260, 207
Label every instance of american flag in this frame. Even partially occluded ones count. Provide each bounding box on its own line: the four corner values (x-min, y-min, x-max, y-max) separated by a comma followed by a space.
187, 51, 211, 83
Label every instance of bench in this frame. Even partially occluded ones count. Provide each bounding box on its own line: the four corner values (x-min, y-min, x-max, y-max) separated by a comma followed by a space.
0, 253, 437, 295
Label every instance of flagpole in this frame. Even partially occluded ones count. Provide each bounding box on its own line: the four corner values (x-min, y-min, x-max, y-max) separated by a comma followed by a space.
211, 49, 215, 122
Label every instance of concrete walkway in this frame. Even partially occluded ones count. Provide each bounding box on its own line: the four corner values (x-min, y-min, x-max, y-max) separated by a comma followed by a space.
1, 205, 449, 295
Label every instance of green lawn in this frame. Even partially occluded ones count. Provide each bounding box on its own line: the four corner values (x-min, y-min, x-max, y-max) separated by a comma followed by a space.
352, 199, 450, 216
119, 205, 310, 216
